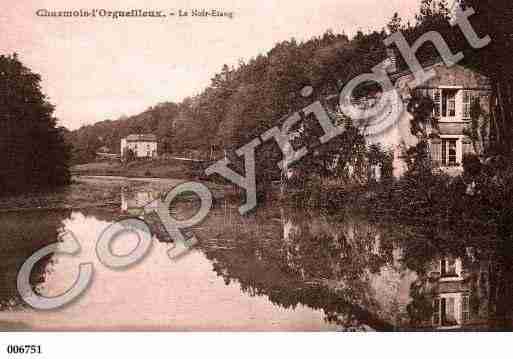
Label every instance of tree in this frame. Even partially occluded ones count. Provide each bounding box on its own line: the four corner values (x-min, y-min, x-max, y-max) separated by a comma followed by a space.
402, 92, 437, 175
387, 12, 404, 34
0, 54, 70, 193
461, 0, 513, 156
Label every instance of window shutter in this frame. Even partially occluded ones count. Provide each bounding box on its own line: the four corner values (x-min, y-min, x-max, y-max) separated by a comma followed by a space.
432, 89, 441, 117
442, 90, 450, 117
455, 90, 462, 118
462, 295, 470, 322
430, 138, 442, 166
462, 90, 472, 119
433, 299, 440, 326
441, 298, 447, 324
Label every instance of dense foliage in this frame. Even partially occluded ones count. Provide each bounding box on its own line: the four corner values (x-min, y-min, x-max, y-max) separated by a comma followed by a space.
462, 0, 513, 155
0, 54, 70, 194
68, 29, 389, 164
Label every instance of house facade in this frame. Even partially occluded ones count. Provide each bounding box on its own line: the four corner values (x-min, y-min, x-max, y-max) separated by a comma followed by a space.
365, 60, 492, 177
120, 134, 158, 159
281, 59, 491, 183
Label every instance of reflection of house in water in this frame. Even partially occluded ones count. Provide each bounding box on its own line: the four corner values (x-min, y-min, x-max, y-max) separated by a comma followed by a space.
281, 211, 495, 330
120, 188, 172, 242
121, 189, 160, 216
414, 253, 492, 331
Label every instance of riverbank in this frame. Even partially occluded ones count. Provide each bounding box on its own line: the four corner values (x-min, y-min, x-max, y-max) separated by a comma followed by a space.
0, 175, 230, 213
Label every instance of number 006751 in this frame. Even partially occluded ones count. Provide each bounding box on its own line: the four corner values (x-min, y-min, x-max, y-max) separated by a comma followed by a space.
6, 345, 42, 354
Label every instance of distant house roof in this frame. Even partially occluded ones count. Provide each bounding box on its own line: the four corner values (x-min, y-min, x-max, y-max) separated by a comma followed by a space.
125, 134, 157, 142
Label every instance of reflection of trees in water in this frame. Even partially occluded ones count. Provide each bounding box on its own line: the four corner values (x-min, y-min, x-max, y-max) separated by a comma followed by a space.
202, 206, 404, 331
0, 209, 71, 309
203, 199, 512, 330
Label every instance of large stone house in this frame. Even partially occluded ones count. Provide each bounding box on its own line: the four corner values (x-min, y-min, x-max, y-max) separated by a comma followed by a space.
365, 58, 492, 177
281, 58, 492, 183
120, 134, 158, 159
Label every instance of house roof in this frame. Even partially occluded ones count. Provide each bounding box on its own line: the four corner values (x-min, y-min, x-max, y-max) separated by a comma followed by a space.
389, 57, 490, 84
389, 57, 444, 82
125, 134, 157, 142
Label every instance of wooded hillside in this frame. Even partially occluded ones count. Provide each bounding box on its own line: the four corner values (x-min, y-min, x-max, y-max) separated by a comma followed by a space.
67, 0, 513, 168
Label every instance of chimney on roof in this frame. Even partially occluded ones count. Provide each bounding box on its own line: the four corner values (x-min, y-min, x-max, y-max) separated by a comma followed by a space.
386, 47, 398, 74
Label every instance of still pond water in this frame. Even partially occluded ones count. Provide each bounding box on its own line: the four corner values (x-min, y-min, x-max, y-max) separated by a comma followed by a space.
0, 182, 499, 331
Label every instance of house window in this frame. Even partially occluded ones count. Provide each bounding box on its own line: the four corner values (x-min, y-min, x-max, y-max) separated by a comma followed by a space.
441, 89, 457, 118
441, 139, 458, 166
462, 295, 470, 322
433, 297, 458, 327
441, 258, 458, 277
428, 89, 441, 117
430, 88, 458, 119
462, 90, 473, 119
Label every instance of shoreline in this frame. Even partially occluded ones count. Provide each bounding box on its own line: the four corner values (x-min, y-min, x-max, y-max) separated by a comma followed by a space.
0, 175, 231, 213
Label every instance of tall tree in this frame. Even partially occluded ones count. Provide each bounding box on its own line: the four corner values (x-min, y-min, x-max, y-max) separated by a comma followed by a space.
461, 0, 513, 156
0, 54, 70, 193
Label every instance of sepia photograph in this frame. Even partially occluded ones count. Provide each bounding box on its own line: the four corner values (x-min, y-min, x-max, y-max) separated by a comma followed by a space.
1, 0, 513, 356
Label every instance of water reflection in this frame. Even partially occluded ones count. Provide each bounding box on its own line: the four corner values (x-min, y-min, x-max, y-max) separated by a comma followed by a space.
0, 207, 335, 330
0, 186, 506, 330
200, 206, 416, 330
121, 188, 161, 216
0, 209, 71, 310
405, 252, 495, 330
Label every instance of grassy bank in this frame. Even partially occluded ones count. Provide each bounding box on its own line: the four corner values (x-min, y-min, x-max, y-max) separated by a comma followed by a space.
72, 158, 208, 180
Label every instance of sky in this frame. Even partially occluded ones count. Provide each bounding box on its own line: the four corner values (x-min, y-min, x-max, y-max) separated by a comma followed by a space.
1, 0, 420, 130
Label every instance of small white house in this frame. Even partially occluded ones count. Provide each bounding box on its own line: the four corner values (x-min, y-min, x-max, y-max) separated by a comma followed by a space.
121, 134, 158, 159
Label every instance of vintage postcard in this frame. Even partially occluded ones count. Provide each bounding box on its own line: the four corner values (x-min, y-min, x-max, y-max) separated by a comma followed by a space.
1, 0, 513, 346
